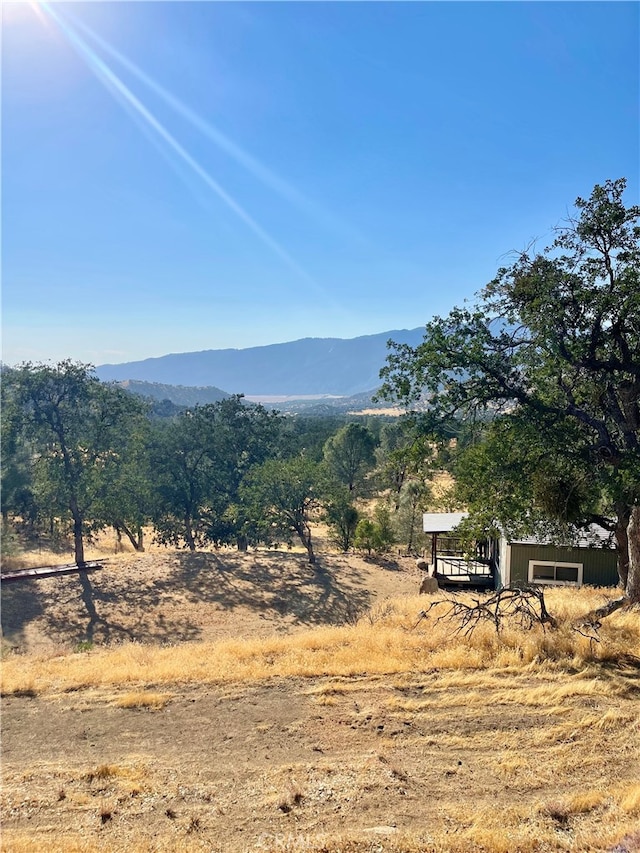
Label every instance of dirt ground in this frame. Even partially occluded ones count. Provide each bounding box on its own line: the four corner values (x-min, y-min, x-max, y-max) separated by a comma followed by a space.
3, 668, 640, 852
2, 542, 639, 852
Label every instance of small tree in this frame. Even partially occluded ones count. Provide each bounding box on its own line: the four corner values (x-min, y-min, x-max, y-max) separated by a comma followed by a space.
323, 423, 376, 494
354, 506, 396, 556
394, 479, 432, 554
324, 489, 359, 552
242, 455, 324, 564
373, 505, 396, 553
354, 518, 379, 556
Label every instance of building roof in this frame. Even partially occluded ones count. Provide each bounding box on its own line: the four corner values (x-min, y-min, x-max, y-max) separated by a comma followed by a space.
422, 512, 468, 533
421, 513, 615, 549
509, 524, 614, 549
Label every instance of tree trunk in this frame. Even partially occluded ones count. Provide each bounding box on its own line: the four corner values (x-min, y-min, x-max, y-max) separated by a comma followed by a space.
407, 503, 419, 554
236, 535, 248, 552
626, 505, 640, 603
296, 523, 316, 564
577, 504, 640, 625
118, 522, 145, 552
305, 536, 316, 564
614, 508, 631, 589
184, 516, 196, 551
70, 499, 85, 565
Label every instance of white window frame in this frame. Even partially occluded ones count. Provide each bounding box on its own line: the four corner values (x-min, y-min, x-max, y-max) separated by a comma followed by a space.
527, 560, 583, 586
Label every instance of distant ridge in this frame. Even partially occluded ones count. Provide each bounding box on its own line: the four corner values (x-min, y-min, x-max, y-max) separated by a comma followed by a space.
96, 329, 425, 397
116, 379, 230, 407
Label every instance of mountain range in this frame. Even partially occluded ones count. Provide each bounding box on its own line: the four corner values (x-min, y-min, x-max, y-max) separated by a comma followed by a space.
97, 329, 424, 397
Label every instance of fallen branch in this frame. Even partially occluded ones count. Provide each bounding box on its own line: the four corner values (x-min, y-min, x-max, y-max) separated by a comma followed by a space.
415, 584, 557, 636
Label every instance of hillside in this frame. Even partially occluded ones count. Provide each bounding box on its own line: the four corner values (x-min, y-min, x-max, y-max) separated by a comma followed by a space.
96, 328, 425, 396
115, 381, 395, 414
116, 379, 230, 407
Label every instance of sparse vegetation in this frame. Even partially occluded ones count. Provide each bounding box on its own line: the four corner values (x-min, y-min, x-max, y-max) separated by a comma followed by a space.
2, 585, 638, 695
419, 584, 559, 636
114, 691, 173, 710
354, 505, 396, 556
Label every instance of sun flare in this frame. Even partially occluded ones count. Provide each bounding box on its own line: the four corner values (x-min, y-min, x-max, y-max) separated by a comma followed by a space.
2, 1, 51, 32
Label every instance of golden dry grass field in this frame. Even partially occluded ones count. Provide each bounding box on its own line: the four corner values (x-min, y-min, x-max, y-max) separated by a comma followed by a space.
1, 531, 639, 853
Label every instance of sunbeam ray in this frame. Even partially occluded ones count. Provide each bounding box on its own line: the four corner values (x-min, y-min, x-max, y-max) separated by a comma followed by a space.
39, 1, 330, 300
27, 1, 51, 29
56, 5, 365, 247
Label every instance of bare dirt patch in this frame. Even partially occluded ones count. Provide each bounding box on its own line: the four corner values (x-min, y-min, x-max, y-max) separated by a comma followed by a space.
2, 669, 639, 852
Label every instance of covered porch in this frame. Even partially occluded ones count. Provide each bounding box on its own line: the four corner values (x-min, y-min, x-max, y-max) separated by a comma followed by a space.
422, 513, 496, 591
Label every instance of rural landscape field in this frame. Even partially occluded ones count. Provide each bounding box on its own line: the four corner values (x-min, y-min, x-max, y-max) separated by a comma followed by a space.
2, 529, 640, 853
3, 3, 639, 852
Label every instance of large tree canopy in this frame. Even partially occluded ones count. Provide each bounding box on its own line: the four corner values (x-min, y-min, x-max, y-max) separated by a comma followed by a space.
2, 361, 148, 564
151, 396, 281, 551
379, 179, 640, 607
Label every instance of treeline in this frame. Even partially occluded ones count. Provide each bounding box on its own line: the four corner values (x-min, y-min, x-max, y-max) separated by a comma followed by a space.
1, 361, 448, 565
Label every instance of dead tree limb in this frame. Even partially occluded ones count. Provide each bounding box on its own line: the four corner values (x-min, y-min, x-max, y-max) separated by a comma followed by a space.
414, 585, 557, 636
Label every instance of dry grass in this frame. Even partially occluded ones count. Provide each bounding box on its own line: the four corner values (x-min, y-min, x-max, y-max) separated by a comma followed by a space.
347, 406, 404, 416
1, 520, 339, 573
0, 527, 135, 571
113, 691, 173, 710
3, 762, 640, 852
1, 836, 213, 853
2, 588, 637, 698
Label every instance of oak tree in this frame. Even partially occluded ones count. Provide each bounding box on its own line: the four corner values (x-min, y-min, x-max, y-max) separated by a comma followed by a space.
380, 179, 640, 610
241, 455, 324, 564
3, 361, 148, 564
151, 396, 280, 550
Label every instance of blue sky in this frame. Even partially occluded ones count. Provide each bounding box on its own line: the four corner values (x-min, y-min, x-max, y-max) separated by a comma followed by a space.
3, 1, 638, 366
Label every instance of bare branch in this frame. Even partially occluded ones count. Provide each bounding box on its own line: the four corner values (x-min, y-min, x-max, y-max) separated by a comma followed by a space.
415, 585, 557, 636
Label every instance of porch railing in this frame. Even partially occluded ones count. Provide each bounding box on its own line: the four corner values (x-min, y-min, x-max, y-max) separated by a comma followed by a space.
435, 557, 493, 577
